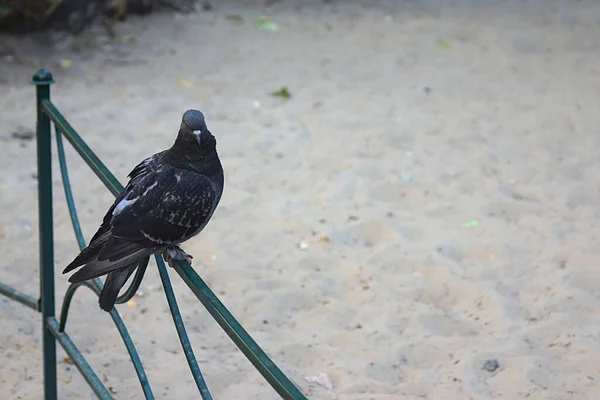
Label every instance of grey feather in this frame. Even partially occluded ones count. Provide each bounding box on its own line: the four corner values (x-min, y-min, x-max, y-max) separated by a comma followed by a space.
68, 247, 155, 283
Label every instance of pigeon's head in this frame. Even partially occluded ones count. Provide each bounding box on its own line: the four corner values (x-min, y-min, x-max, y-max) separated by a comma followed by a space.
178, 109, 216, 150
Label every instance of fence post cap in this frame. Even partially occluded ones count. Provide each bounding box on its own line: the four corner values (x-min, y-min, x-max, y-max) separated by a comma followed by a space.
32, 69, 55, 85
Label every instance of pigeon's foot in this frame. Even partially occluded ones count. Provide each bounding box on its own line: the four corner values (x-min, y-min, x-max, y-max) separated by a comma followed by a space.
163, 245, 193, 268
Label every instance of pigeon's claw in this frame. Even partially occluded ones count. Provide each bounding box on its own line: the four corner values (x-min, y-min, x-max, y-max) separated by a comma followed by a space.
163, 245, 193, 268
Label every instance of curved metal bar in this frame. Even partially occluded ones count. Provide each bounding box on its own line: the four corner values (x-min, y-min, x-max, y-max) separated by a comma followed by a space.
58, 281, 86, 332
56, 278, 154, 397
104, 281, 155, 400
155, 255, 213, 400
55, 126, 86, 249
115, 257, 149, 305
54, 125, 155, 399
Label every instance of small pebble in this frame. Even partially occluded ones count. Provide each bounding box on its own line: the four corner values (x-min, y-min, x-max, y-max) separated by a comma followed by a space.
483, 359, 500, 372
436, 244, 463, 262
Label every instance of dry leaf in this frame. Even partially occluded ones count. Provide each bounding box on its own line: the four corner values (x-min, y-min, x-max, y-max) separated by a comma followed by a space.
436, 39, 452, 50
226, 14, 244, 23
255, 15, 278, 31
569, 122, 580, 132
270, 86, 292, 99
60, 356, 75, 365
58, 59, 72, 69
176, 76, 193, 88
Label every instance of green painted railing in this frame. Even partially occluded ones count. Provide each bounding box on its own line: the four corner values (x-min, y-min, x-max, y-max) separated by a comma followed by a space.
0, 69, 308, 400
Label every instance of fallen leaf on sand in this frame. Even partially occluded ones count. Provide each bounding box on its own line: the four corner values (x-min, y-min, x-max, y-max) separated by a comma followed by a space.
270, 86, 292, 99
436, 39, 452, 50
60, 356, 75, 365
463, 219, 479, 228
568, 121, 580, 132
176, 76, 193, 88
58, 59, 72, 69
255, 15, 278, 31
226, 14, 244, 23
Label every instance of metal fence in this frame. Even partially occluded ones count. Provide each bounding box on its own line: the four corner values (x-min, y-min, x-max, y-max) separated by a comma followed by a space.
0, 69, 308, 400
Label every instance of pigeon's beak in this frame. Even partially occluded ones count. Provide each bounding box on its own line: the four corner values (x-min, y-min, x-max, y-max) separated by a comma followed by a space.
192, 130, 202, 146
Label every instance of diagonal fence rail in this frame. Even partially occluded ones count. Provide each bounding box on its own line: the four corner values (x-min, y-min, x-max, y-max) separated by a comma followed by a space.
0, 69, 308, 400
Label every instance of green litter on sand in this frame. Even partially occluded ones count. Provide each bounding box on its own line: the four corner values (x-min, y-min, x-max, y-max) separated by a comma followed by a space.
436, 39, 452, 50
226, 14, 244, 23
270, 86, 292, 100
255, 15, 278, 31
464, 219, 479, 228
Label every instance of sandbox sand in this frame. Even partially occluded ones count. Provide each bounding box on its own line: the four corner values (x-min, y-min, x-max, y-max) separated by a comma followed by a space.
1, 0, 600, 399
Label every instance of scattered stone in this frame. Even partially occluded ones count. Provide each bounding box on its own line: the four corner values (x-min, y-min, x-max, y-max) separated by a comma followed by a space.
11, 130, 34, 141
483, 359, 500, 372
436, 244, 463, 262
305, 372, 334, 390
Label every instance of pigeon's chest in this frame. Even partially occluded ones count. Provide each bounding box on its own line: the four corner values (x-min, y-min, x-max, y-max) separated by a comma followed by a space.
176, 180, 223, 242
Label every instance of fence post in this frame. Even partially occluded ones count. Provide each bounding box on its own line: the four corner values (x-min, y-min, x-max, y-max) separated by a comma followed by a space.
32, 69, 57, 400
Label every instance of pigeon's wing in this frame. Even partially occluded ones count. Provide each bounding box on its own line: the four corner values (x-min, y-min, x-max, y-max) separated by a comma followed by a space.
66, 163, 219, 283
110, 167, 220, 246
63, 155, 160, 277
82, 154, 160, 248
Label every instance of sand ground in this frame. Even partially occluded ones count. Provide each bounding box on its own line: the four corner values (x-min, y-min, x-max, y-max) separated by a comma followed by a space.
1, 0, 600, 399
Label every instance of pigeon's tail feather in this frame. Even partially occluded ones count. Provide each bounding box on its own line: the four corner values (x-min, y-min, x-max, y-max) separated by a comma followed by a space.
97, 236, 148, 262
63, 231, 111, 274
98, 264, 138, 312
68, 246, 154, 283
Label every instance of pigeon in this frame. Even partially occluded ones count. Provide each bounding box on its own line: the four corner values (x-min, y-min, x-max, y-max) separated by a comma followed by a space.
63, 109, 224, 312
